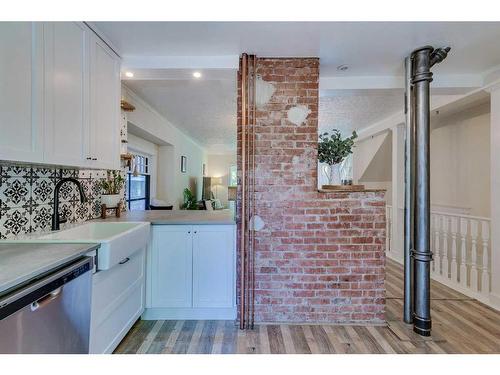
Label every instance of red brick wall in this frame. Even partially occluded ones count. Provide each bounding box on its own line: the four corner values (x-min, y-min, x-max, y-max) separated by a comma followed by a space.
237, 58, 386, 323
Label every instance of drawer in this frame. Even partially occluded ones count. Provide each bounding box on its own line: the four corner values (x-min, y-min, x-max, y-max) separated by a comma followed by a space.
90, 280, 144, 354
90, 247, 145, 353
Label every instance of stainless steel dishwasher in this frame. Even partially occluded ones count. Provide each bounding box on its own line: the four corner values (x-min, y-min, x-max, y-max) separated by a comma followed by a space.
0, 256, 92, 354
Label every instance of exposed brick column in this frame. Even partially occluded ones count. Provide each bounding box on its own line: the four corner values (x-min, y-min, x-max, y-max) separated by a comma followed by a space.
237, 58, 386, 323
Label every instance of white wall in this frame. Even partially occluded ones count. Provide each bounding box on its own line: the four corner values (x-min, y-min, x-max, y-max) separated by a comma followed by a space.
430, 109, 491, 217
122, 85, 207, 209
207, 154, 236, 207
352, 131, 392, 203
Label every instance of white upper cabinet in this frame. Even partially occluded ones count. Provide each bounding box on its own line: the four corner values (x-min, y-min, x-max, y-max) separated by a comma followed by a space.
43, 22, 90, 167
90, 35, 121, 170
0, 22, 121, 169
0, 23, 44, 163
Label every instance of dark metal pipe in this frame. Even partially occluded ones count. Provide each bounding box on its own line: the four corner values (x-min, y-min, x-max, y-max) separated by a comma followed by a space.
409, 45, 450, 336
412, 46, 433, 336
403, 56, 414, 324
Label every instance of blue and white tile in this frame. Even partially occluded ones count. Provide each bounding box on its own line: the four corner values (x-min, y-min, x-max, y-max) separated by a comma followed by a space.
57, 180, 78, 203
58, 201, 75, 224
91, 179, 103, 198
80, 179, 93, 200
74, 201, 90, 222
78, 170, 92, 179
59, 169, 78, 178
0, 177, 31, 207
30, 204, 54, 233
0, 207, 30, 238
89, 199, 102, 219
32, 166, 56, 180
32, 178, 55, 205
1, 165, 30, 178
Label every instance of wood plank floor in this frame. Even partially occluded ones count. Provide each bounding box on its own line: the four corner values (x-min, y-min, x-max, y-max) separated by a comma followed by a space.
114, 259, 500, 354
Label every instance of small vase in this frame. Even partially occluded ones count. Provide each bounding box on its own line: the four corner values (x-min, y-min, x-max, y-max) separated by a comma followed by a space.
327, 164, 341, 185
101, 194, 121, 208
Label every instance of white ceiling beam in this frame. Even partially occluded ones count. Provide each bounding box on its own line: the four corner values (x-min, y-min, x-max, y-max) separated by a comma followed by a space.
122, 55, 240, 70
320, 73, 483, 91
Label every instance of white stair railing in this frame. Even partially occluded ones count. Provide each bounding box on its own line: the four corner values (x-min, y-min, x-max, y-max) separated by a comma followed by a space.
386, 205, 492, 306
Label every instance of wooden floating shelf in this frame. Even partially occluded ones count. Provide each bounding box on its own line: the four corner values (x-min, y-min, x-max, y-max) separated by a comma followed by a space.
120, 99, 136, 112
321, 184, 365, 191
120, 153, 133, 161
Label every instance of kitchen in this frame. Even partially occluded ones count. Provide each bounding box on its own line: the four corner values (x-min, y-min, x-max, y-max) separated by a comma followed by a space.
2, 8, 500, 368
0, 21, 237, 354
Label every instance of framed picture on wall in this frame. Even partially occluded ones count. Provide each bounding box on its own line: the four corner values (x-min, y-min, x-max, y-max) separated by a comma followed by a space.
181, 156, 187, 173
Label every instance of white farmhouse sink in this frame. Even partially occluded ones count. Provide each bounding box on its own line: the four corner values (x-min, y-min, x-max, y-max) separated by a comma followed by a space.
2, 222, 150, 270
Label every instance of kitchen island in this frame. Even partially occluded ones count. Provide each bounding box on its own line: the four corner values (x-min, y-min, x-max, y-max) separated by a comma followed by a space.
100, 210, 237, 320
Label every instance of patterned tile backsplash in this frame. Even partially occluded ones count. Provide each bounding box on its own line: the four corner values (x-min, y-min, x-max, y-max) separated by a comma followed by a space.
0, 164, 125, 239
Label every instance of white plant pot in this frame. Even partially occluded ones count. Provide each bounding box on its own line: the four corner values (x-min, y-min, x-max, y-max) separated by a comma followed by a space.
101, 194, 121, 208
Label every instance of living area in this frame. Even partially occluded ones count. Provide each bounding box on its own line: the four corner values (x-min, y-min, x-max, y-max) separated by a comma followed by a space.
120, 63, 237, 215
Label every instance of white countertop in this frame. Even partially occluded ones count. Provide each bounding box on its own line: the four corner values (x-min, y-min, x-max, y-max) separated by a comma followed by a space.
96, 209, 236, 225
0, 242, 99, 295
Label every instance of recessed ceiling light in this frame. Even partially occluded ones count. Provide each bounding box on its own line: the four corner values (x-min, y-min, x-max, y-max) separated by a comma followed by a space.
124, 71, 134, 78
193, 71, 202, 78
337, 64, 349, 71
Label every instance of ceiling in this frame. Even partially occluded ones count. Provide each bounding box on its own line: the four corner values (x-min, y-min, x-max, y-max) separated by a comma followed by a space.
319, 91, 403, 135
124, 75, 237, 154
95, 22, 500, 152
95, 22, 500, 76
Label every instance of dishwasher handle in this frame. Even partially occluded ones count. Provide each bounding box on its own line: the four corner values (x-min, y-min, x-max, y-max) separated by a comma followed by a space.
0, 257, 92, 320
30, 287, 63, 311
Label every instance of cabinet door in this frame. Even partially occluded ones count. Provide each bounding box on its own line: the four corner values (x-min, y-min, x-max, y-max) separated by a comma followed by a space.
43, 22, 90, 167
89, 35, 120, 170
0, 22, 43, 163
192, 225, 235, 308
151, 226, 193, 308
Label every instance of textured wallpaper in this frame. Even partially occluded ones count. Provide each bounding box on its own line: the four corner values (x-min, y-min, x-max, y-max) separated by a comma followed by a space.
0, 165, 126, 239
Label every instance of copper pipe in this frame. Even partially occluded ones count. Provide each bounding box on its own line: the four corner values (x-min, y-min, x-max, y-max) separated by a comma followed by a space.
244, 56, 250, 329
250, 55, 257, 329
239, 54, 247, 330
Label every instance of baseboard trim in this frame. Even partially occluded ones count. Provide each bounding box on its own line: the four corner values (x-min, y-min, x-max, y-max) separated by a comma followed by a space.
142, 307, 237, 320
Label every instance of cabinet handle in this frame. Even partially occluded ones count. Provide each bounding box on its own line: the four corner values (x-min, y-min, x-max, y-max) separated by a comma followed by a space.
92, 157, 98, 161
119, 257, 130, 265
194, 231, 197, 234
86, 157, 92, 160
188, 231, 191, 234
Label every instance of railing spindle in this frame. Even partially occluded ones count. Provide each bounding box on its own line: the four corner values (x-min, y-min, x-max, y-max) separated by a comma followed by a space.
450, 216, 459, 283
432, 214, 441, 276
481, 220, 491, 294
470, 220, 479, 292
459, 218, 468, 288
441, 215, 449, 279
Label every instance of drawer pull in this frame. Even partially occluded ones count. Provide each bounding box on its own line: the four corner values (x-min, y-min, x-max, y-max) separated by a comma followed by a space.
119, 257, 130, 265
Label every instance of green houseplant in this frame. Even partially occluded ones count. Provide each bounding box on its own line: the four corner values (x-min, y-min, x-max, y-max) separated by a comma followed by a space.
318, 129, 357, 186
181, 188, 198, 210
100, 170, 125, 208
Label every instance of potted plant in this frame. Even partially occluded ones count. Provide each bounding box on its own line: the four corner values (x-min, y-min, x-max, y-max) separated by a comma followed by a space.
318, 129, 357, 188
181, 188, 198, 210
100, 170, 125, 207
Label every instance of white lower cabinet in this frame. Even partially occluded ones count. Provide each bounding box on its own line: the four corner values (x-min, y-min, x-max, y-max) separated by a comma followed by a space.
89, 246, 146, 354
144, 224, 236, 320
